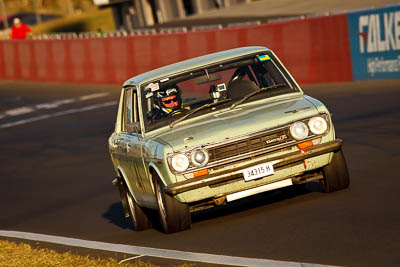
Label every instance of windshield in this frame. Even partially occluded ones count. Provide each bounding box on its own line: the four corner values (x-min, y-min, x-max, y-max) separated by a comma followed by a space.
142, 52, 299, 131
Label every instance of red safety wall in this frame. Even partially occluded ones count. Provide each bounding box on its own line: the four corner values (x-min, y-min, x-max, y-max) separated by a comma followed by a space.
0, 13, 352, 85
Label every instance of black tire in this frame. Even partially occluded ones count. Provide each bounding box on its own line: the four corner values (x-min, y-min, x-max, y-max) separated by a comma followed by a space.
121, 185, 152, 231
320, 149, 350, 193
152, 172, 191, 234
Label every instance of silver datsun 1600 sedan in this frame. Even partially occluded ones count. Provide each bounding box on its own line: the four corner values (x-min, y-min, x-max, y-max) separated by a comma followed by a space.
108, 46, 350, 233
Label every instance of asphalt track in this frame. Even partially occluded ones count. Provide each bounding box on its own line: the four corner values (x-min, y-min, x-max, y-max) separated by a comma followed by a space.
0, 80, 399, 266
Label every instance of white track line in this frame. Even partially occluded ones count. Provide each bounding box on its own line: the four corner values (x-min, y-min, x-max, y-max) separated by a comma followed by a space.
35, 99, 75, 109
79, 92, 109, 101
0, 101, 117, 129
2, 106, 35, 116
0, 230, 327, 267
0, 93, 110, 120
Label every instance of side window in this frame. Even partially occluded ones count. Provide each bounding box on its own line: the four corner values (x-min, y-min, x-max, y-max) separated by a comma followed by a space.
133, 91, 139, 123
252, 61, 284, 88
126, 89, 133, 124
121, 90, 129, 132
125, 88, 141, 134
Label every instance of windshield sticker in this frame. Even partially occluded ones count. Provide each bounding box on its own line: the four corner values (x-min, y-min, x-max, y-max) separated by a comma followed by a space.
257, 55, 271, 62
146, 82, 159, 92
145, 91, 154, 98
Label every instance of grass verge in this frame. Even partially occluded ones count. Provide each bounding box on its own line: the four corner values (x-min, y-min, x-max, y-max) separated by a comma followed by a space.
0, 240, 157, 267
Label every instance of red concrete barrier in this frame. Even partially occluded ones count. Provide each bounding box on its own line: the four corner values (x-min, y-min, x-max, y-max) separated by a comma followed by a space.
0, 13, 353, 85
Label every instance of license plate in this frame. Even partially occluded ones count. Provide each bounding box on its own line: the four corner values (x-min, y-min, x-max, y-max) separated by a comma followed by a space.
243, 162, 274, 182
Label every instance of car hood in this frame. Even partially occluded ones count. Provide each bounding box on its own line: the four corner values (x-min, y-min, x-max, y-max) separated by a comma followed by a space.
151, 95, 320, 151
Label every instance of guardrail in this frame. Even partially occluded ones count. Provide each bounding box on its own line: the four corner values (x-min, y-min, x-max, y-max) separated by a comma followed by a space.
30, 29, 158, 40
27, 23, 261, 40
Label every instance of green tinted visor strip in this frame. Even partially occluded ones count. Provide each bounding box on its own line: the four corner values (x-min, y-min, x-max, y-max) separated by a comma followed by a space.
257, 54, 271, 62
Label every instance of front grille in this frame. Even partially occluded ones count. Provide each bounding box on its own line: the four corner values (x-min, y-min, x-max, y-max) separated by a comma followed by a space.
171, 113, 330, 175
207, 128, 293, 164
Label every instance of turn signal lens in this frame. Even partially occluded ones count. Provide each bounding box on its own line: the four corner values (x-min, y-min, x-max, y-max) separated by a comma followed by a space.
297, 140, 313, 149
194, 169, 209, 178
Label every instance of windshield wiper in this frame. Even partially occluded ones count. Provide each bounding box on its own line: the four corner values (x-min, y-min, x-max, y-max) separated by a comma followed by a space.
169, 99, 231, 128
230, 83, 287, 110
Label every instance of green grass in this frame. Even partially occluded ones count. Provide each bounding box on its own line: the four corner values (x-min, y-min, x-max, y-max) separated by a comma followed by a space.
0, 240, 158, 267
31, 9, 115, 34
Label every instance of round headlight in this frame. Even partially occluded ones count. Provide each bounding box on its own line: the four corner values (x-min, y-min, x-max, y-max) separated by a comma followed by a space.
191, 148, 209, 167
171, 153, 190, 172
290, 121, 309, 140
308, 116, 328, 135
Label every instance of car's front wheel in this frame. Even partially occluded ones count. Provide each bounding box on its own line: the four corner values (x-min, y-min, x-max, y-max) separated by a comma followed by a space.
152, 172, 191, 233
320, 149, 350, 193
122, 185, 152, 231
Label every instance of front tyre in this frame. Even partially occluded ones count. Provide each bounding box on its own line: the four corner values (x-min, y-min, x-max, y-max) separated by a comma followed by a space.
320, 149, 350, 193
122, 186, 152, 231
152, 172, 191, 234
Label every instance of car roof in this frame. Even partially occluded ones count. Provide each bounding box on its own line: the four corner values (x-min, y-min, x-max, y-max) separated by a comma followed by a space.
123, 46, 270, 88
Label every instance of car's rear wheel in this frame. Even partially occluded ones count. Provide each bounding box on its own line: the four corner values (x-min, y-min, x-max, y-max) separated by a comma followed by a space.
152, 172, 191, 233
320, 149, 350, 193
122, 185, 152, 231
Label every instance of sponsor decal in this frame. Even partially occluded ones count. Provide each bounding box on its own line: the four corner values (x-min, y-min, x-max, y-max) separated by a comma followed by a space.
146, 82, 159, 92
145, 82, 159, 98
348, 5, 400, 80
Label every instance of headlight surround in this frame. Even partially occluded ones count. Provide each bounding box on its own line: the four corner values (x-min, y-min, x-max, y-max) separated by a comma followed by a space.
191, 148, 209, 167
290, 121, 309, 140
308, 116, 328, 135
171, 153, 190, 172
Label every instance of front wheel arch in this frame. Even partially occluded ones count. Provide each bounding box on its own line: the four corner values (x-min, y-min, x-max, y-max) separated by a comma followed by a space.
148, 164, 186, 203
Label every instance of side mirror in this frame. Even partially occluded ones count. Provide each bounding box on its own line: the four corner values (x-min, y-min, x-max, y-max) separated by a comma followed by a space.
127, 122, 141, 134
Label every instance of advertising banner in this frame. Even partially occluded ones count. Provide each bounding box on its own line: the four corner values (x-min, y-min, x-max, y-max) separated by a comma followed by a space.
348, 4, 400, 80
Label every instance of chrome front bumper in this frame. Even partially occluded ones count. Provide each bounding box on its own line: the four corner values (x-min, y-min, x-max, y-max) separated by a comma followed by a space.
165, 139, 342, 195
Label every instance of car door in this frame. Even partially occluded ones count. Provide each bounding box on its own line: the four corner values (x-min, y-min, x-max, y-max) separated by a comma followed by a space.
117, 87, 147, 204
109, 90, 127, 180
125, 87, 158, 206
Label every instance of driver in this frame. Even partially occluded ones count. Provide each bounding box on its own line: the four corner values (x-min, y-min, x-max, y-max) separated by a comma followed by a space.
148, 86, 183, 121
159, 87, 182, 113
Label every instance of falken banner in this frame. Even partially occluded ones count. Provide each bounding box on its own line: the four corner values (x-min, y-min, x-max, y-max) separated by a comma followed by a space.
348, 4, 400, 80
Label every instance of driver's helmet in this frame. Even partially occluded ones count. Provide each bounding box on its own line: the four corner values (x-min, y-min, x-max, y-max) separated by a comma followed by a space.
157, 86, 182, 113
